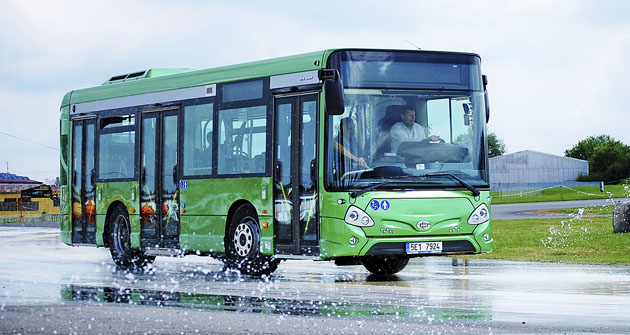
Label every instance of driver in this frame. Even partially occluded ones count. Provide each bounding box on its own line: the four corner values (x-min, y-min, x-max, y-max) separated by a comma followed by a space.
390, 105, 440, 153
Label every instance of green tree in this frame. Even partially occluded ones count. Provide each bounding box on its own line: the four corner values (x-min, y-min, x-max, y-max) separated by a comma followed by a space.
487, 132, 506, 157
588, 141, 630, 182
567, 135, 630, 183
564, 134, 614, 161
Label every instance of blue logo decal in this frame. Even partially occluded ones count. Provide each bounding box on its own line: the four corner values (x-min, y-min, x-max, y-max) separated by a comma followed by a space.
181, 202, 186, 209
370, 199, 380, 211
179, 180, 189, 190
381, 200, 390, 211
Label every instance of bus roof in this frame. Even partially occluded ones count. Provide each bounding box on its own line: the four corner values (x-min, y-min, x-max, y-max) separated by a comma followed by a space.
61, 48, 480, 109
61, 50, 326, 108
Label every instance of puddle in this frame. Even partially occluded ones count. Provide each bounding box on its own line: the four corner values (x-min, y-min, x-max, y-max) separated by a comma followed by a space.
61, 284, 491, 321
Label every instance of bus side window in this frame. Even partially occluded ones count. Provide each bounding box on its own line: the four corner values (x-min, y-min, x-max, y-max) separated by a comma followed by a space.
183, 102, 213, 176
98, 114, 136, 180
217, 105, 267, 175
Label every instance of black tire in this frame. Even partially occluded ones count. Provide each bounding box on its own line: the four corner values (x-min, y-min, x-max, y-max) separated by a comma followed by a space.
109, 206, 155, 269
361, 255, 409, 275
224, 205, 279, 276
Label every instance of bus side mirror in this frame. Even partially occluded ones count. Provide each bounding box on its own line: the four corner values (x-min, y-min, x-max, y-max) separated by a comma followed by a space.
322, 70, 345, 115
483, 75, 490, 123
463, 104, 471, 126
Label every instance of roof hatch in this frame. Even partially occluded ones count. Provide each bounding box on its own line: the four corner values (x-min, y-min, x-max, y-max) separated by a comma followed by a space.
103, 68, 193, 85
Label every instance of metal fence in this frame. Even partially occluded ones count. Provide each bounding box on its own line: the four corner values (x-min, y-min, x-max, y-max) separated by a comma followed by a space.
0, 213, 61, 223
491, 184, 608, 199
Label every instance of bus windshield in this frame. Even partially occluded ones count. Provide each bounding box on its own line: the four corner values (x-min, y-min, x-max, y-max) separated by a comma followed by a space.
325, 51, 489, 191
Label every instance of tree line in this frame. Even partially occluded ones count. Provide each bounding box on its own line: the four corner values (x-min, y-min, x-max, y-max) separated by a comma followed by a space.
565, 134, 630, 183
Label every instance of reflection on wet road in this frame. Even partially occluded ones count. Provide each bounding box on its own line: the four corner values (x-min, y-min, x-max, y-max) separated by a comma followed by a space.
2, 227, 630, 333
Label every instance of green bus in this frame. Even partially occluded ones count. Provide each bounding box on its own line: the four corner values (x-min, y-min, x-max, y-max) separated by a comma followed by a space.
60, 48, 493, 276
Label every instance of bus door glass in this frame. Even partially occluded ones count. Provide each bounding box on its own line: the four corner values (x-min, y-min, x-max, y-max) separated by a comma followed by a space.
71, 118, 96, 244
140, 108, 180, 249
273, 94, 319, 255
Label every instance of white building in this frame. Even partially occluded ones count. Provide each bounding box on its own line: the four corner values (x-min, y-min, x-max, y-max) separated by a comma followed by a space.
489, 150, 597, 191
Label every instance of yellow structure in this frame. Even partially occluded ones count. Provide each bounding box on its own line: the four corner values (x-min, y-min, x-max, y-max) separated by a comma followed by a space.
0, 184, 60, 215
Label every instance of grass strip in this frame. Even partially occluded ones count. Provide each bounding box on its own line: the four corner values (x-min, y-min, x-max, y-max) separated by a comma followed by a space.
473, 216, 630, 265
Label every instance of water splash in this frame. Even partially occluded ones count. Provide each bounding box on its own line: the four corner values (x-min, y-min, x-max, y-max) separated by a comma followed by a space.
541, 207, 591, 250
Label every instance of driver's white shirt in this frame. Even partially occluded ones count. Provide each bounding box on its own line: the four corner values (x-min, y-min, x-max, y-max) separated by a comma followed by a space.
390, 122, 427, 153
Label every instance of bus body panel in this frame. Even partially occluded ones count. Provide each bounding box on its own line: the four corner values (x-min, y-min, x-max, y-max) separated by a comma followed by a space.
319, 190, 492, 258
354, 196, 476, 237
320, 217, 369, 258
60, 106, 72, 245
96, 181, 139, 247
179, 177, 274, 255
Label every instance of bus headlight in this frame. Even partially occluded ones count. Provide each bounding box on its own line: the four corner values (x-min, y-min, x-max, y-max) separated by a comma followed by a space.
344, 206, 374, 227
468, 204, 489, 225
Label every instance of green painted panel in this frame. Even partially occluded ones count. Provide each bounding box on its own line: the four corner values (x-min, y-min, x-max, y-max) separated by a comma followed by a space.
179, 177, 273, 254
96, 181, 140, 248
179, 215, 225, 253
361, 197, 475, 236
319, 190, 492, 258
59, 184, 72, 245
319, 217, 367, 259
59, 107, 72, 245
473, 220, 493, 253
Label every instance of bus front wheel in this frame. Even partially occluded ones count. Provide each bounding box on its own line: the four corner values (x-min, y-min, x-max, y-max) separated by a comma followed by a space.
361, 255, 409, 275
109, 206, 155, 269
225, 205, 278, 276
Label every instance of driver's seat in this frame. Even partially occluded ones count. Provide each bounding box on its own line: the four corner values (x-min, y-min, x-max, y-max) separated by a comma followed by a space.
373, 105, 404, 158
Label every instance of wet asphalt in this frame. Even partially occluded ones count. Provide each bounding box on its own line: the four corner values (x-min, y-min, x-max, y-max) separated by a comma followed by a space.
1, 224, 630, 334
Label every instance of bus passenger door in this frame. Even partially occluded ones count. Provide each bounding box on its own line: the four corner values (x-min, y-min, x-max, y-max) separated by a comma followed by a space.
140, 108, 180, 249
273, 94, 319, 255
71, 118, 96, 244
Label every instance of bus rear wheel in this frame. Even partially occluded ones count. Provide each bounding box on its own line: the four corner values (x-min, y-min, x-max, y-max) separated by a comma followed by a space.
225, 205, 279, 276
109, 206, 155, 269
361, 255, 409, 275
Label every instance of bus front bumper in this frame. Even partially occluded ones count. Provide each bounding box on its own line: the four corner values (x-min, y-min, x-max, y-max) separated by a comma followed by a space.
320, 218, 493, 259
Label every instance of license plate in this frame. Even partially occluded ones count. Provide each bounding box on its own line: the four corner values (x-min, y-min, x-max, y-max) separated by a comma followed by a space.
406, 241, 442, 254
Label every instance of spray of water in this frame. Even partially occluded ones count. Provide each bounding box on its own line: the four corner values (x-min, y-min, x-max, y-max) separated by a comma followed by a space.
541, 182, 630, 250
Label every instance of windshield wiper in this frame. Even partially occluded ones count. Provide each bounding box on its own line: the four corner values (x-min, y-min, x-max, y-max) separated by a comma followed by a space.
349, 173, 480, 198
350, 177, 412, 198
422, 172, 480, 196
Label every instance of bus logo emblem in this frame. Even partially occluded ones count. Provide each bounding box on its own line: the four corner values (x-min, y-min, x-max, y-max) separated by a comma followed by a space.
381, 200, 390, 211
416, 221, 431, 230
370, 200, 380, 211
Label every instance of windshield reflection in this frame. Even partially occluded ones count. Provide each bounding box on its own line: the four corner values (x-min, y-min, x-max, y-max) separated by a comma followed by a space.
326, 90, 488, 191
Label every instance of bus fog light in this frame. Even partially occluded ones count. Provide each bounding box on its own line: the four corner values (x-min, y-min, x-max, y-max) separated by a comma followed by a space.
483, 233, 490, 242
349, 236, 357, 245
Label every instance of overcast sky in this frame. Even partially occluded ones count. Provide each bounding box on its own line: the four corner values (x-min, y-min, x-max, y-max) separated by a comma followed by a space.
1, 0, 629, 182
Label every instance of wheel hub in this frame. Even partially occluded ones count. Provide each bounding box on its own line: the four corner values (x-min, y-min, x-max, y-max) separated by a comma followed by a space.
233, 222, 253, 257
